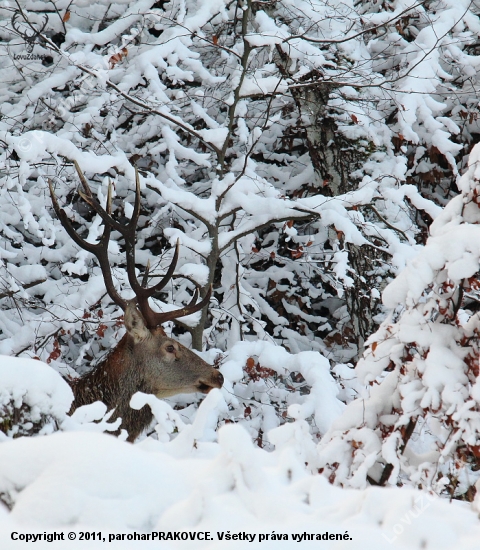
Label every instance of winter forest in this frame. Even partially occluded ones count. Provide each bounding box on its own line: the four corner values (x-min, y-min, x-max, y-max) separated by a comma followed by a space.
3, 0, 480, 546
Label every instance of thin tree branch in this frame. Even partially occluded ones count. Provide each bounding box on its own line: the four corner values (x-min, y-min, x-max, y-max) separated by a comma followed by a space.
0, 278, 47, 300
283, 1, 427, 46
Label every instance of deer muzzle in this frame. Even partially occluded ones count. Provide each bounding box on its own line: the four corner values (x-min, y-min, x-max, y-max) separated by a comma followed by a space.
196, 371, 224, 393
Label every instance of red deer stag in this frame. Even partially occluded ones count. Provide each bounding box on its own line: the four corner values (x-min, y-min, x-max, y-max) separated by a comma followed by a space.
49, 162, 223, 442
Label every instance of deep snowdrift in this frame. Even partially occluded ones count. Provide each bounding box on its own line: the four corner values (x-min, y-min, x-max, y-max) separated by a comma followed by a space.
1, 354, 480, 549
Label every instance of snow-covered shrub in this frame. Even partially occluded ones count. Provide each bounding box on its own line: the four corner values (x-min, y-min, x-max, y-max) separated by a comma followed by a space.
0, 356, 72, 440
159, 341, 345, 454
318, 144, 480, 499
2, 0, 480, 509
1, 424, 480, 548
3, 0, 475, 372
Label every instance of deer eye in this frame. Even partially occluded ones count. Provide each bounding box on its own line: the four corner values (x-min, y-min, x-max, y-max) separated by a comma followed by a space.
165, 344, 175, 353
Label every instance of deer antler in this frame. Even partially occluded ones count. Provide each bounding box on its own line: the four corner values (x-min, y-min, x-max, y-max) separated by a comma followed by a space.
49, 162, 212, 328
49, 174, 126, 310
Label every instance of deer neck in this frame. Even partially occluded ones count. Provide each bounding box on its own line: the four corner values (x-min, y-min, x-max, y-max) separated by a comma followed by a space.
69, 333, 133, 412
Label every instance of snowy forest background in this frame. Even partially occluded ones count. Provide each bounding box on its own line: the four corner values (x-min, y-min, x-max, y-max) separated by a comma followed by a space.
3, 0, 480, 545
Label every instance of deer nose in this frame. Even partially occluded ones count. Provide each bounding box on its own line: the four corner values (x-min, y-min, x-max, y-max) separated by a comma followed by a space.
196, 371, 224, 393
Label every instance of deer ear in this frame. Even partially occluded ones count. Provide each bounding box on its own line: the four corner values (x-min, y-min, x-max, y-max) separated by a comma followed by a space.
124, 301, 150, 343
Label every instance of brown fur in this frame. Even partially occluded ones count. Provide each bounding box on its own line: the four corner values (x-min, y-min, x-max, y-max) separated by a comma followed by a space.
67, 305, 223, 442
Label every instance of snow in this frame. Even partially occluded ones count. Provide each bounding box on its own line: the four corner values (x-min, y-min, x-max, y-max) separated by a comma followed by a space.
316, 142, 480, 499
383, 144, 480, 309
0, 353, 480, 547
0, 356, 73, 438
64, 0, 154, 47
0, 435, 479, 549
197, 128, 229, 149
3, 0, 480, 544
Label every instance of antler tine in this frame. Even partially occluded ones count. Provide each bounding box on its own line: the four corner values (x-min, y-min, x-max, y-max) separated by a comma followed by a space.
139, 284, 213, 328
11, 10, 48, 44
132, 167, 142, 227
74, 160, 94, 198
133, 239, 211, 329
74, 161, 122, 232
74, 162, 144, 299
72, 162, 145, 300
121, 167, 146, 298
49, 179, 127, 311
134, 239, 180, 327
136, 239, 180, 299
151, 238, 180, 293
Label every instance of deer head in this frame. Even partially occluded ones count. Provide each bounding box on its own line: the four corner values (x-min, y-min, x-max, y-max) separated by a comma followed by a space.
122, 301, 223, 398
49, 162, 223, 441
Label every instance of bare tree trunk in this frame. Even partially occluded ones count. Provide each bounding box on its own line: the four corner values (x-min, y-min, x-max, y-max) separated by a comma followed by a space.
284, 70, 379, 356
344, 244, 380, 354
190, 232, 220, 351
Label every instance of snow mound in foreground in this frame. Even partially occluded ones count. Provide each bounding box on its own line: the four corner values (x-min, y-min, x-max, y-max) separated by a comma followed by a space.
0, 425, 480, 548
0, 356, 73, 439
0, 354, 479, 548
